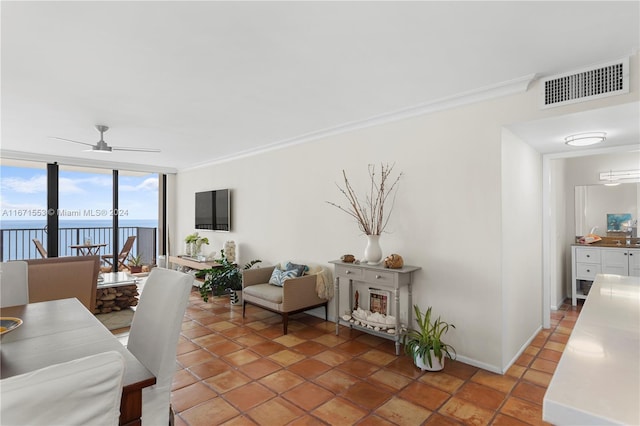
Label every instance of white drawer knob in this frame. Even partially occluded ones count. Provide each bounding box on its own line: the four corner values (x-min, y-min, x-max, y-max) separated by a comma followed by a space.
375, 275, 382, 279
346, 270, 351, 274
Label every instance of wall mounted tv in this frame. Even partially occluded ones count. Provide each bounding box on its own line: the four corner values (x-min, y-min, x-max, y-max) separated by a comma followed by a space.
195, 189, 230, 231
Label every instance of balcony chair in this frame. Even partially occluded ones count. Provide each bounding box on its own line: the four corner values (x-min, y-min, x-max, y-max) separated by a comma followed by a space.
242, 262, 333, 334
0, 261, 29, 308
126, 268, 193, 426
102, 235, 136, 271
0, 351, 125, 426
32, 238, 47, 258
26, 256, 100, 312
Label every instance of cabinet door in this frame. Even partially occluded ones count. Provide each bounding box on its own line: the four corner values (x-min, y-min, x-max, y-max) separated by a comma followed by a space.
601, 248, 629, 275
629, 249, 640, 277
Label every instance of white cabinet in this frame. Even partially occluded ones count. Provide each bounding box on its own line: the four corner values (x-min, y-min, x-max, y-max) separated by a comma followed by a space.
571, 246, 640, 305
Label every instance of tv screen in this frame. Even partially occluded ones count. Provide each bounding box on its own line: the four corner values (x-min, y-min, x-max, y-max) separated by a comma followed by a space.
195, 189, 230, 231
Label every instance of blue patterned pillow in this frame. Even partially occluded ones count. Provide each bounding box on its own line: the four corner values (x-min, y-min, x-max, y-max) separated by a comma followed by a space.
269, 267, 299, 287
285, 262, 308, 277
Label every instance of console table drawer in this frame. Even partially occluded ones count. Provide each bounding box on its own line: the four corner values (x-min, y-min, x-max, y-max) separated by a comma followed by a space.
363, 269, 396, 286
576, 248, 601, 263
576, 263, 601, 279
334, 265, 364, 279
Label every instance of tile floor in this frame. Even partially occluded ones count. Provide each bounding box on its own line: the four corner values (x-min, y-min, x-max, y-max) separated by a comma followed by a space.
116, 291, 582, 425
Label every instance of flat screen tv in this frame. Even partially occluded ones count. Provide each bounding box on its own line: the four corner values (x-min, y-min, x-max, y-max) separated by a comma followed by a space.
195, 189, 230, 231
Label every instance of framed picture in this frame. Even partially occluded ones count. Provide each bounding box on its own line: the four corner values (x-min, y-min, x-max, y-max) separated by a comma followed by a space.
369, 289, 390, 316
607, 213, 632, 231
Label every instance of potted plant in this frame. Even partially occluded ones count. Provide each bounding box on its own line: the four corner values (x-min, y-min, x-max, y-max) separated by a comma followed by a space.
184, 232, 209, 257
196, 249, 261, 303
403, 305, 456, 371
128, 254, 144, 274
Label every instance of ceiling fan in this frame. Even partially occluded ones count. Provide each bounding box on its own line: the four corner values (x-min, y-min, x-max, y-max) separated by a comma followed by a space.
50, 125, 161, 153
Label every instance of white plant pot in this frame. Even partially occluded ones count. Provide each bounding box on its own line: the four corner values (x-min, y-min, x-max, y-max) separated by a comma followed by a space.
414, 349, 445, 372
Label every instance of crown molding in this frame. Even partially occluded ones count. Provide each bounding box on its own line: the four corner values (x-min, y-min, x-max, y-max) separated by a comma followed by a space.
184, 73, 537, 172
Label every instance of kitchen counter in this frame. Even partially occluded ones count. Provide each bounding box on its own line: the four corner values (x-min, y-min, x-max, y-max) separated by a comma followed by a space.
543, 274, 640, 425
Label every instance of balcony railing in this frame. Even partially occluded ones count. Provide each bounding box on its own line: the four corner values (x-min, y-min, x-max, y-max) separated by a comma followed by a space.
0, 226, 157, 265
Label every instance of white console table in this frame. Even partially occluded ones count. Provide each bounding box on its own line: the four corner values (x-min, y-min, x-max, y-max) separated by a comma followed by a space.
543, 273, 640, 425
330, 260, 421, 355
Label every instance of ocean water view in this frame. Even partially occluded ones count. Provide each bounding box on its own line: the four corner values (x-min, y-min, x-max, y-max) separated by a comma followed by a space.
1, 219, 158, 262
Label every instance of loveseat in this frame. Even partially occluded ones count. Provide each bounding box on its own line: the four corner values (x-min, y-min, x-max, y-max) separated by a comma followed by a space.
242, 262, 332, 334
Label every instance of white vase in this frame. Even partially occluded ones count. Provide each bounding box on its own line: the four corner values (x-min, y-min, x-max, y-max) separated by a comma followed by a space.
364, 235, 383, 264
414, 349, 445, 372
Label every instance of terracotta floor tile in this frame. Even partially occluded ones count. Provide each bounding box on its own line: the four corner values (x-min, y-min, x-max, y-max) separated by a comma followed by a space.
239, 357, 282, 380
312, 333, 348, 347
224, 382, 276, 412
491, 413, 531, 425
176, 340, 200, 355
246, 397, 305, 425
368, 369, 412, 391
312, 348, 351, 367
182, 325, 215, 339
471, 370, 517, 393
357, 414, 397, 426
424, 413, 463, 425
219, 414, 259, 426
524, 345, 540, 357
312, 397, 369, 425
385, 357, 425, 380
500, 397, 545, 426
192, 333, 227, 348
360, 348, 398, 366
511, 382, 546, 406
335, 339, 374, 356
543, 341, 566, 352
234, 332, 268, 347
208, 320, 238, 332
170, 382, 218, 412
288, 358, 333, 379
444, 361, 480, 381
273, 334, 307, 347
223, 348, 261, 367
548, 333, 569, 344
172, 368, 199, 391
419, 372, 465, 393
375, 396, 432, 425
537, 348, 562, 362
505, 364, 526, 379
439, 396, 495, 426
514, 353, 534, 367
522, 369, 552, 387
342, 380, 393, 410
250, 340, 286, 356
530, 358, 557, 374
282, 382, 334, 411
205, 369, 251, 394
354, 333, 387, 347
189, 358, 232, 380
207, 340, 244, 356
313, 369, 361, 394
269, 349, 307, 366
291, 340, 329, 356
177, 349, 215, 368
398, 381, 451, 411
180, 396, 239, 425
336, 358, 380, 379
455, 381, 507, 411
259, 370, 306, 394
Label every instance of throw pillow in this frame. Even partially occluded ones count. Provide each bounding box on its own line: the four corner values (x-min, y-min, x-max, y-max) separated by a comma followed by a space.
285, 262, 308, 277
269, 267, 299, 287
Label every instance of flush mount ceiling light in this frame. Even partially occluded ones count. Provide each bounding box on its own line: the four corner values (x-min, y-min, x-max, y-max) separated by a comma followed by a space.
564, 132, 607, 147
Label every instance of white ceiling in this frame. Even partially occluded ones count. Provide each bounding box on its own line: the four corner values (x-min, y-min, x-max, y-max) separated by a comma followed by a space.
1, 1, 639, 172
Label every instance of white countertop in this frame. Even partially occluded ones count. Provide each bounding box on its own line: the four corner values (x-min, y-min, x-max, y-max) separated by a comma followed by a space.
543, 274, 640, 425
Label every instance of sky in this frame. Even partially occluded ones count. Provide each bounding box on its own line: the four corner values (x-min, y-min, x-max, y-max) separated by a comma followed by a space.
0, 165, 158, 222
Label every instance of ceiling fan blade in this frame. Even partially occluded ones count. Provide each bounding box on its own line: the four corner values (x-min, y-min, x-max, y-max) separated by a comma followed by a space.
49, 136, 94, 147
111, 146, 161, 153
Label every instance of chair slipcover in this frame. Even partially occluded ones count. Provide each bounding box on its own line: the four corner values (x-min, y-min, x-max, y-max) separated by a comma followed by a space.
0, 351, 125, 426
127, 267, 193, 425
0, 261, 29, 308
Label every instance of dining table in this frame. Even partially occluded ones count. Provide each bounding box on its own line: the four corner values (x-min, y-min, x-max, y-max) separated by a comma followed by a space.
0, 298, 155, 426
69, 242, 107, 256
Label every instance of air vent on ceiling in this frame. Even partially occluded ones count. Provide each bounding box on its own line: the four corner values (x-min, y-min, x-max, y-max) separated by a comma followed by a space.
540, 57, 629, 109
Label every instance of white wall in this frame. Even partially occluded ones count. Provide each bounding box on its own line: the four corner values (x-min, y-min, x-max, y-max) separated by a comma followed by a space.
172, 57, 638, 372
501, 129, 542, 369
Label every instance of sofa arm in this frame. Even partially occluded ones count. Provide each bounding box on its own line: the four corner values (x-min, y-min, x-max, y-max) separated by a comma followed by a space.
281, 274, 325, 312
243, 266, 275, 288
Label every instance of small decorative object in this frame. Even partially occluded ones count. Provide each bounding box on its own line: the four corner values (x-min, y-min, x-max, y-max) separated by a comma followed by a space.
224, 240, 237, 263
354, 290, 359, 310
403, 305, 456, 372
128, 254, 143, 274
384, 253, 404, 269
369, 289, 390, 315
341, 254, 355, 263
327, 163, 402, 264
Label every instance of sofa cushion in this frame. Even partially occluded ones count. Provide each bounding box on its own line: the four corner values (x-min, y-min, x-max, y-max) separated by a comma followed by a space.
284, 262, 308, 277
269, 267, 298, 287
243, 283, 283, 304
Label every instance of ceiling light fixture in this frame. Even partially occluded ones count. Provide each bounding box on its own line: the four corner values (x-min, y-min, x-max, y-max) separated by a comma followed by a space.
564, 132, 607, 147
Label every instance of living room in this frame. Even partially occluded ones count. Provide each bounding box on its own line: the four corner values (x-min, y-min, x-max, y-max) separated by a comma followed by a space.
1, 2, 639, 424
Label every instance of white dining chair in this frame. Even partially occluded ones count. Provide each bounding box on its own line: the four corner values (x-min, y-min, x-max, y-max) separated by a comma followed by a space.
126, 267, 193, 425
0, 261, 29, 308
0, 350, 125, 426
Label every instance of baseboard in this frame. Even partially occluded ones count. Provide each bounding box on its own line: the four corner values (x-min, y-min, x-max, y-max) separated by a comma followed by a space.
501, 325, 542, 374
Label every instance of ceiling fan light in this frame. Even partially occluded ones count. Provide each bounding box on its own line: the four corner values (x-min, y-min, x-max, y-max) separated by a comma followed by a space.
564, 132, 606, 147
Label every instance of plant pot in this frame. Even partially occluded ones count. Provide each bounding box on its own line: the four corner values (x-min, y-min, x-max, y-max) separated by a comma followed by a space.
229, 290, 242, 305
129, 266, 143, 274
414, 349, 445, 372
